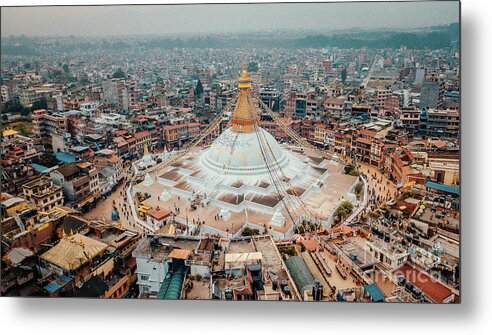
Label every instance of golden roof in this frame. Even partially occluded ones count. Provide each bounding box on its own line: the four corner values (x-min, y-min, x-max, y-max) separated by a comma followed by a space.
40, 233, 107, 271
231, 64, 258, 133
2, 129, 19, 137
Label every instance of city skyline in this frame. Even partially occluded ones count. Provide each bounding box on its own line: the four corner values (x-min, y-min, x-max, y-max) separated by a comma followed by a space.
1, 2, 459, 37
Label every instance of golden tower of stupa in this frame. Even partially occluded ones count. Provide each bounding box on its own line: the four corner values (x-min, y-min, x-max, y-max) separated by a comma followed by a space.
231, 64, 259, 133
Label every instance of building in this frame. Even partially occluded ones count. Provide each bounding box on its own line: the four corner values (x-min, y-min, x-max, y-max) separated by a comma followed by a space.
419, 73, 445, 109
50, 162, 100, 209
1, 85, 10, 103
324, 96, 346, 119
130, 65, 357, 238
163, 122, 200, 149
32, 109, 68, 142
133, 235, 213, 298
259, 87, 280, 113
22, 176, 64, 212
424, 109, 460, 138
398, 107, 421, 135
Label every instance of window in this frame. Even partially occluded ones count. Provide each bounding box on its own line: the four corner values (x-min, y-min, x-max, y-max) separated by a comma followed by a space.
140, 275, 149, 281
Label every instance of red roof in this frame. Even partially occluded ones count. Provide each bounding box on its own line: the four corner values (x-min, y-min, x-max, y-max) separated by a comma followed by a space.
360, 129, 377, 137
147, 207, 171, 221
356, 137, 372, 145
301, 238, 319, 252
134, 131, 151, 139
397, 263, 453, 303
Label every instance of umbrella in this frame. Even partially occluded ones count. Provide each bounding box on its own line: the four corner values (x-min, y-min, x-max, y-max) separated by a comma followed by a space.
292, 234, 306, 242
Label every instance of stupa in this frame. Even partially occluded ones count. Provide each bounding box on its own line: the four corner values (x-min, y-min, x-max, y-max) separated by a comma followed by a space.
131, 65, 358, 239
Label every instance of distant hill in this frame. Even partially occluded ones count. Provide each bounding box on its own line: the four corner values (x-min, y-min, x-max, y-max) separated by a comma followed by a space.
1, 23, 459, 55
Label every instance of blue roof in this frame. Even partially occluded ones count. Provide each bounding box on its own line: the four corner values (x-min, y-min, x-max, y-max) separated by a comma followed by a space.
44, 282, 63, 293
31, 163, 49, 173
425, 181, 460, 195
55, 151, 77, 164
364, 284, 386, 302
44, 275, 73, 293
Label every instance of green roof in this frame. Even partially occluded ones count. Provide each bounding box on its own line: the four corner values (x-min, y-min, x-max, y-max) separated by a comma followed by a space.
285, 256, 315, 293
157, 265, 185, 300
156, 272, 172, 299
164, 266, 185, 300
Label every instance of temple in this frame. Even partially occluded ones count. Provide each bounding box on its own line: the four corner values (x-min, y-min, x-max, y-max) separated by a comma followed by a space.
130, 65, 358, 239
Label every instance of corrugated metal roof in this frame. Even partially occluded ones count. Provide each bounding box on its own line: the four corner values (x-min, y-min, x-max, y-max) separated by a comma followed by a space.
285, 256, 315, 294
425, 181, 459, 195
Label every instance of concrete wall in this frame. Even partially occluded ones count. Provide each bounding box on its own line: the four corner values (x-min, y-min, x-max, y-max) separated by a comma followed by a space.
135, 255, 169, 295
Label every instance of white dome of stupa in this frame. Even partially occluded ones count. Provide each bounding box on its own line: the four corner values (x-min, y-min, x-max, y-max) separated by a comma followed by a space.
202, 127, 289, 175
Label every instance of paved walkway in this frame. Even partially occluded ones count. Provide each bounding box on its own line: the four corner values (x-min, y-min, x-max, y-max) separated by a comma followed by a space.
359, 163, 398, 206
84, 165, 137, 231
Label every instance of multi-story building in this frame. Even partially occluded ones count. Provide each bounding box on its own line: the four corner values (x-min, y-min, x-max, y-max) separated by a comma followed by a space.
31, 109, 68, 142
50, 162, 100, 209
425, 109, 460, 138
351, 105, 371, 119
354, 129, 377, 163
398, 107, 421, 135
388, 147, 415, 184
164, 122, 200, 149
375, 89, 391, 110
1, 85, 10, 103
419, 73, 445, 109
134, 130, 153, 154
22, 176, 64, 213
324, 96, 346, 119
259, 87, 280, 113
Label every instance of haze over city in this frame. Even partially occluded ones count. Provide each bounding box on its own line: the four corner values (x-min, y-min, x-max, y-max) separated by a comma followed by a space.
1, 1, 460, 304
2, 2, 459, 37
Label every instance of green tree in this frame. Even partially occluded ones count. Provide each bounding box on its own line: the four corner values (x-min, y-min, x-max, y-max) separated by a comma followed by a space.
344, 164, 359, 176
3, 100, 25, 115
241, 227, 260, 237
62, 64, 70, 73
13, 122, 33, 136
341, 68, 347, 83
113, 68, 126, 79
195, 79, 203, 97
354, 182, 363, 198
247, 62, 259, 72
334, 200, 354, 222
31, 97, 48, 112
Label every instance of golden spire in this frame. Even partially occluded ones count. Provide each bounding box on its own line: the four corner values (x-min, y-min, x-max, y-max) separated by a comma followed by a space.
143, 144, 149, 155
231, 64, 258, 133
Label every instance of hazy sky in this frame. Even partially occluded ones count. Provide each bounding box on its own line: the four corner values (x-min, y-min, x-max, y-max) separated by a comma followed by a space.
1, 1, 460, 37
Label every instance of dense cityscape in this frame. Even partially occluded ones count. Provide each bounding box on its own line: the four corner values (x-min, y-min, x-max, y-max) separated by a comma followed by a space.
1, 15, 460, 302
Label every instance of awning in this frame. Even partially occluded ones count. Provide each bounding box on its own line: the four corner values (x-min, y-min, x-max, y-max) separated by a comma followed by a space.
425, 181, 460, 195
78, 196, 94, 208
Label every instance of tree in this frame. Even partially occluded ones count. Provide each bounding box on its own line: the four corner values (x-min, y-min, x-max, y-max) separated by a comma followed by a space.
62, 64, 70, 73
344, 164, 359, 176
354, 182, 363, 198
341, 68, 347, 83
195, 79, 203, 97
247, 62, 259, 72
13, 122, 33, 136
3, 100, 25, 115
31, 97, 48, 112
334, 200, 354, 222
241, 227, 260, 237
113, 68, 125, 79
